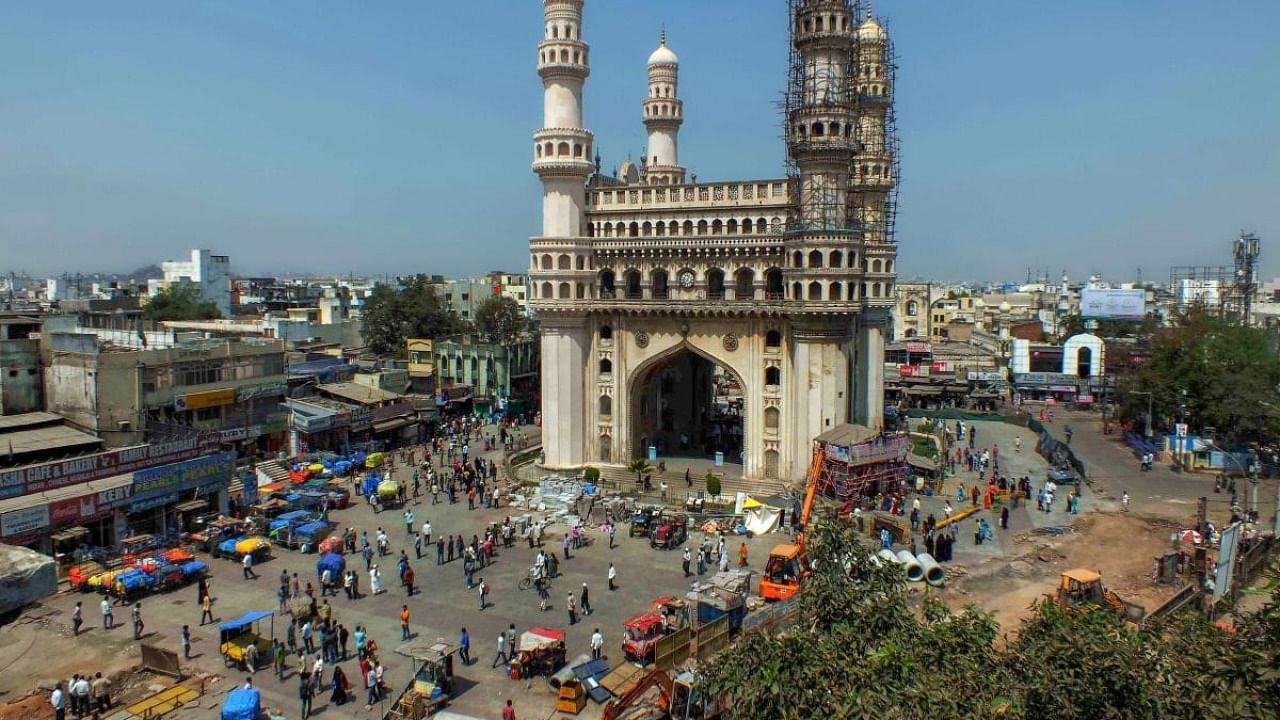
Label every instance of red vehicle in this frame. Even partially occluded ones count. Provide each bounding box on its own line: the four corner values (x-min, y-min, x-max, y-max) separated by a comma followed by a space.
648, 515, 688, 550
622, 613, 668, 665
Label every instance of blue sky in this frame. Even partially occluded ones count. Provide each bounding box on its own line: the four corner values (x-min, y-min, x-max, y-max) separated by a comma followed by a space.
1, 1, 1277, 282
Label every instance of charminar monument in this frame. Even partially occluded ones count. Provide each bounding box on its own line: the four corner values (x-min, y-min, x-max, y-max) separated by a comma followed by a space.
529, 0, 899, 485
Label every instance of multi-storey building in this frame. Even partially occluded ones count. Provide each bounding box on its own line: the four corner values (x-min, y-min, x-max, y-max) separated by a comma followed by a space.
529, 0, 900, 483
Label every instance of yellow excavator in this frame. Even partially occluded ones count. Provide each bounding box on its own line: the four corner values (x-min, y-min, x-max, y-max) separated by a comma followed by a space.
759, 446, 822, 601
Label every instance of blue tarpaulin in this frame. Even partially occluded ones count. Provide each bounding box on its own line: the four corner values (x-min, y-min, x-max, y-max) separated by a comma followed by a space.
316, 553, 345, 579
221, 688, 261, 720
219, 611, 274, 633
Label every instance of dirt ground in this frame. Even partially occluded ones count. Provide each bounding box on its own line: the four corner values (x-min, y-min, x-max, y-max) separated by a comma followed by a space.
0, 602, 213, 720
939, 512, 1184, 632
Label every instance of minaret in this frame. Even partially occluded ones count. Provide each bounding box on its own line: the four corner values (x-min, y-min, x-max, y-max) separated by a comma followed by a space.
788, 0, 858, 230
530, 0, 593, 469
853, 1, 893, 245
533, 0, 594, 237
642, 30, 685, 185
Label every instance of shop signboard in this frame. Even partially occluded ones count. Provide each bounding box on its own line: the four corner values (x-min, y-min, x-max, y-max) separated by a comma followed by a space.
1, 505, 50, 537
1013, 372, 1079, 387
899, 365, 921, 377
930, 361, 951, 374
98, 484, 132, 509
131, 452, 235, 503
174, 388, 236, 412
1077, 394, 1095, 404
0, 435, 221, 500
905, 341, 932, 354
968, 371, 1005, 381
50, 496, 92, 525
129, 493, 178, 514
237, 382, 288, 403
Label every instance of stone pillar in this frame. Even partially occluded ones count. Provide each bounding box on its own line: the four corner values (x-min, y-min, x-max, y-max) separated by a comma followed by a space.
787, 320, 852, 479
540, 316, 589, 469
854, 315, 887, 430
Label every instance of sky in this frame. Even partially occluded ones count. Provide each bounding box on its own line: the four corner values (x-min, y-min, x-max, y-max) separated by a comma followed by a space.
1, 1, 1277, 283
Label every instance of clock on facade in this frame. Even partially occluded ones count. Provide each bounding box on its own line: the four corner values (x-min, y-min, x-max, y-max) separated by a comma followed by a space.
678, 271, 695, 289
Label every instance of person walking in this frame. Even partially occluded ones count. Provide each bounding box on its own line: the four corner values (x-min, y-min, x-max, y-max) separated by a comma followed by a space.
590, 628, 604, 661
91, 672, 111, 713
403, 565, 415, 596
243, 552, 258, 580
131, 603, 144, 640
682, 548, 691, 577
201, 591, 214, 625
503, 699, 517, 720
580, 583, 592, 616
181, 624, 192, 659
302, 620, 314, 653
369, 565, 383, 595
566, 592, 577, 625
400, 605, 411, 641
101, 596, 113, 630
458, 627, 471, 666
1121, 491, 1130, 512
299, 671, 314, 720
492, 631, 508, 668
1000, 504, 1010, 530
738, 542, 749, 568
274, 641, 287, 680
71, 601, 83, 636
404, 509, 415, 537
477, 578, 488, 610
608, 563, 617, 591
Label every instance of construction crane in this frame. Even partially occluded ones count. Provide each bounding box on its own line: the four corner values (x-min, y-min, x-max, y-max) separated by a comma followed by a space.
759, 445, 822, 601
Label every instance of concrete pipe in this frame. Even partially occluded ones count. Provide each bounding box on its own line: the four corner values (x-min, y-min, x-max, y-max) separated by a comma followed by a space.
896, 550, 925, 582
877, 548, 901, 565
917, 552, 946, 587
548, 653, 594, 691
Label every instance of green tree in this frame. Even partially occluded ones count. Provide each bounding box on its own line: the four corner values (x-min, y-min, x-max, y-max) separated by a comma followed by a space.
704, 471, 721, 497
698, 515, 1280, 719
627, 458, 650, 485
472, 295, 526, 344
360, 276, 465, 356
1118, 307, 1280, 444
143, 284, 221, 321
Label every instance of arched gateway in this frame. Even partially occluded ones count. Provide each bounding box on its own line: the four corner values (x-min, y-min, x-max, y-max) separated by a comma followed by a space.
629, 344, 745, 468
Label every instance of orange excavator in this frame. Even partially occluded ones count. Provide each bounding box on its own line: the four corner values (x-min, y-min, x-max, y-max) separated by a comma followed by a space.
759, 446, 822, 601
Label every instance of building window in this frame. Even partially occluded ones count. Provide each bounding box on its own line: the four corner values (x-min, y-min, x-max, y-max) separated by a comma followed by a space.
765, 366, 781, 386
766, 330, 782, 348
599, 358, 612, 374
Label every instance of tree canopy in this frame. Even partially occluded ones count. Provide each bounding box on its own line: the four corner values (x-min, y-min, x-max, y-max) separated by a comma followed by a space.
1117, 307, 1280, 444
699, 516, 1280, 719
472, 295, 526, 345
143, 284, 221, 321
360, 275, 465, 356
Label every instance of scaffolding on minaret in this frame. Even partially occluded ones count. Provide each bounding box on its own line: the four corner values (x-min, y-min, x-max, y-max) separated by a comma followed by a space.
780, 0, 900, 246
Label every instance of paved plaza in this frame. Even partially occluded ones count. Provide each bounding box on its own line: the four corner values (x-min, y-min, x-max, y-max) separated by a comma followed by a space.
0, 425, 785, 720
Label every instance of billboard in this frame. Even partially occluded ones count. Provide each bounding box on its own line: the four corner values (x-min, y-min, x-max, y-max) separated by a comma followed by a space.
1079, 288, 1146, 320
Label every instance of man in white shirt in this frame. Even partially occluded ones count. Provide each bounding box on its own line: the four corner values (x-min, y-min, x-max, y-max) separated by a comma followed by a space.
101, 597, 113, 630
590, 628, 604, 660
51, 682, 66, 720
243, 552, 258, 580
421, 520, 432, 544
492, 632, 507, 668
70, 675, 91, 716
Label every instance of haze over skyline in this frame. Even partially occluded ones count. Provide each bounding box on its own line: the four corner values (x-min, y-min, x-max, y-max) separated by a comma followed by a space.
1, 1, 1277, 282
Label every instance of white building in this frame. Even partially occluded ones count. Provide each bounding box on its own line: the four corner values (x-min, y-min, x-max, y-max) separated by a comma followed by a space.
530, 0, 900, 484
158, 249, 232, 318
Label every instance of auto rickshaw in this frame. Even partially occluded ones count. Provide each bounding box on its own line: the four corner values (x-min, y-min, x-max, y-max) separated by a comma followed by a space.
219, 610, 275, 669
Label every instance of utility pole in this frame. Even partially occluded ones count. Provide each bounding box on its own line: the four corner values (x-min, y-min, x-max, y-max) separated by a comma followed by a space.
1196, 496, 1210, 616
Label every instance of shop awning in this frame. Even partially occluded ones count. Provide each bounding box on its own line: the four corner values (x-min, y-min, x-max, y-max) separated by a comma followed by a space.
50, 527, 89, 543
174, 499, 208, 513
0, 474, 132, 515
373, 417, 416, 433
